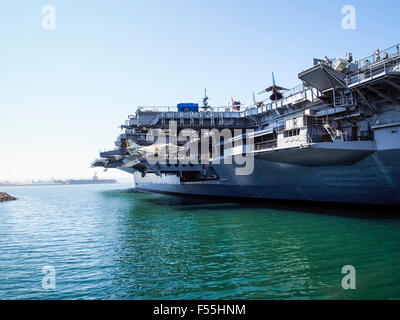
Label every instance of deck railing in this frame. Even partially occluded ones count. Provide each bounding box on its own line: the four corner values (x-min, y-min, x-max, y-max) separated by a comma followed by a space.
346, 52, 400, 85
358, 43, 400, 67
132, 83, 314, 119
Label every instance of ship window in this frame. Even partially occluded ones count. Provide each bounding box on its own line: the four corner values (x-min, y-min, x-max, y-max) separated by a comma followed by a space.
284, 128, 300, 138
255, 133, 275, 143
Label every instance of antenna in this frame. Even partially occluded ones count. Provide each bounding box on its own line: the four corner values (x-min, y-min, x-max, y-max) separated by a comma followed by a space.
202, 88, 209, 110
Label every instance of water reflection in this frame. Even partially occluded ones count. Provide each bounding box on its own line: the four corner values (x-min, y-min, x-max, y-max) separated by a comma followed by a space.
110, 191, 400, 299
123, 189, 400, 220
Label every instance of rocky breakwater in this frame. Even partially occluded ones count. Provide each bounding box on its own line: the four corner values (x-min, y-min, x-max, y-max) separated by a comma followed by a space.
0, 192, 17, 202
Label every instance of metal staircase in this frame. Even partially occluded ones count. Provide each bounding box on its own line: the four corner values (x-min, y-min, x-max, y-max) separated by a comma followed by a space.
323, 120, 338, 141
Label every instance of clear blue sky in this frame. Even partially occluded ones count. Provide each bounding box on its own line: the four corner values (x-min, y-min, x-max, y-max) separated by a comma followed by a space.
1, 0, 399, 181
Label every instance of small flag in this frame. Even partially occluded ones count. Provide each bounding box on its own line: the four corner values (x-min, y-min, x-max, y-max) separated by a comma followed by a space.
231, 97, 241, 111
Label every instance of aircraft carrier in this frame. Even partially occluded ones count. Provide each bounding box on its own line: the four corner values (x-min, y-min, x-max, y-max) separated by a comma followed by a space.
93, 44, 400, 205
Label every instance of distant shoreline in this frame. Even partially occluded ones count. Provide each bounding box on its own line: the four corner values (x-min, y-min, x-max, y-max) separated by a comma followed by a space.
0, 181, 118, 187
0, 179, 118, 187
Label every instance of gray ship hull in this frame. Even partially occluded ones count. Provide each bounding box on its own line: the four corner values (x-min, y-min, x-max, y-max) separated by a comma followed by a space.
93, 44, 400, 206
133, 148, 400, 206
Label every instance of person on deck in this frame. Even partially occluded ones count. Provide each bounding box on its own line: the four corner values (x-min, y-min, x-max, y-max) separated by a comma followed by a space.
324, 56, 331, 66
375, 48, 381, 62
383, 52, 389, 60
345, 53, 353, 63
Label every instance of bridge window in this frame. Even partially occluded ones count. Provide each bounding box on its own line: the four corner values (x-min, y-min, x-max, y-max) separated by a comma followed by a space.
284, 128, 300, 138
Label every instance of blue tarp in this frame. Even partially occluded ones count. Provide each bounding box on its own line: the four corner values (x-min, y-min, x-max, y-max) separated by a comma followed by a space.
177, 103, 199, 112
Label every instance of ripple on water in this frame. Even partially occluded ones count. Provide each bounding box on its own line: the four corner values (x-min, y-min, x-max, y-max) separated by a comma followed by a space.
0, 184, 400, 299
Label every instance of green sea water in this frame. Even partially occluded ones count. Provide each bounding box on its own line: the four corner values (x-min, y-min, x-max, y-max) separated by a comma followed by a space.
0, 183, 399, 300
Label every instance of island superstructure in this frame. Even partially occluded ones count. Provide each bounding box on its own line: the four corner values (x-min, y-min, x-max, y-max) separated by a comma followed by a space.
93, 44, 400, 205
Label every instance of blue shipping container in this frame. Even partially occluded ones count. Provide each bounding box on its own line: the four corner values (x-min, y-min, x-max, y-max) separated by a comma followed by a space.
177, 103, 199, 112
